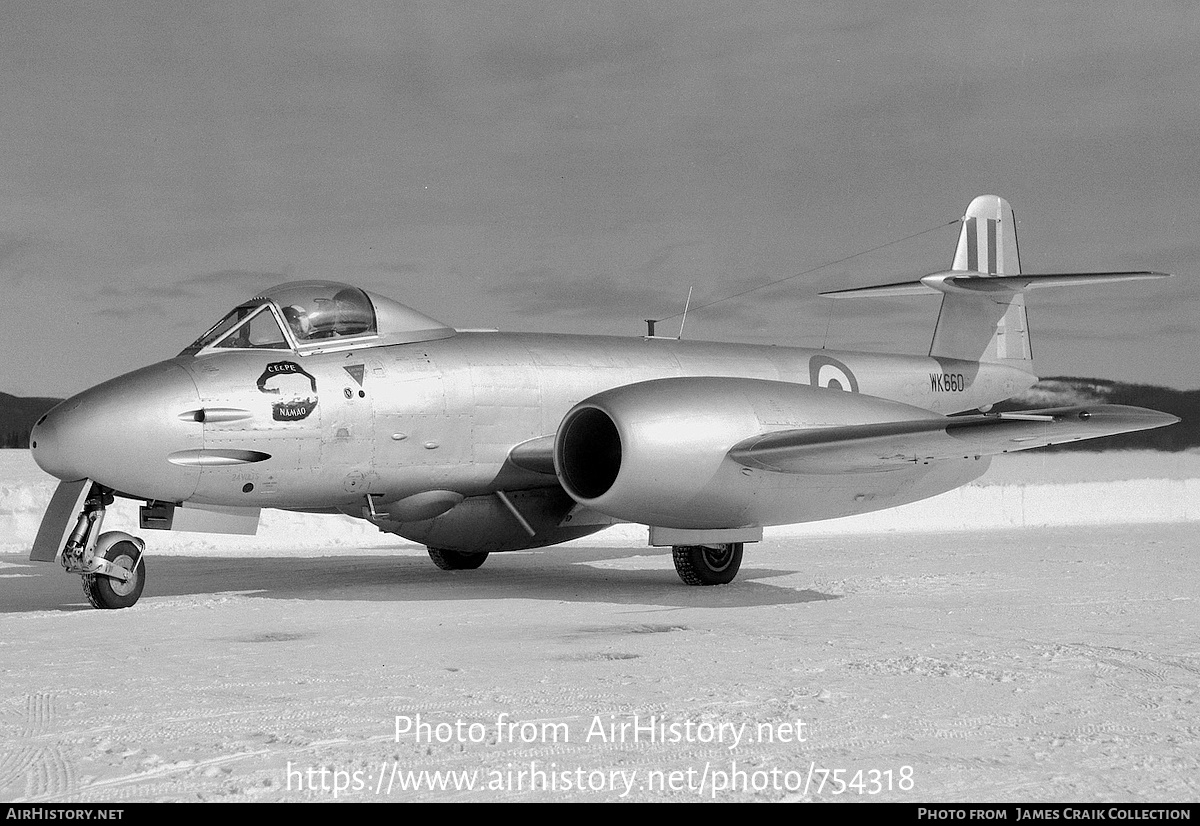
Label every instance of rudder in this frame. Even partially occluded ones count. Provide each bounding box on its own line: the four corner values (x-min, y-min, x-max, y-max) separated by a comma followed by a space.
933, 194, 1030, 364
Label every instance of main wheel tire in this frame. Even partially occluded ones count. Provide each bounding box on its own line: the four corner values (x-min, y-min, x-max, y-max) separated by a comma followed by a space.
672, 543, 743, 586
427, 547, 490, 571
82, 540, 146, 609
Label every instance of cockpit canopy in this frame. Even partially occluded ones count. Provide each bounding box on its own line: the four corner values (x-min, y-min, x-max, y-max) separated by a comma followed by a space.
182, 280, 455, 356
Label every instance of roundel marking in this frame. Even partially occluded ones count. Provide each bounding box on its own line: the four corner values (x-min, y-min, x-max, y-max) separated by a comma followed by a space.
808, 355, 859, 393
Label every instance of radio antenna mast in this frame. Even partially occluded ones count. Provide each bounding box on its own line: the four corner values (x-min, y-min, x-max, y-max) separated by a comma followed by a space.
677, 286, 694, 340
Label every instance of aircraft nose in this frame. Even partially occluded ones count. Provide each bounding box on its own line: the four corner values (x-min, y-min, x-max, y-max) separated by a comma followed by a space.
31, 361, 203, 500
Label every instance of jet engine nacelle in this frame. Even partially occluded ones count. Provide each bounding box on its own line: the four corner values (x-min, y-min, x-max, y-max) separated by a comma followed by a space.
553, 376, 939, 529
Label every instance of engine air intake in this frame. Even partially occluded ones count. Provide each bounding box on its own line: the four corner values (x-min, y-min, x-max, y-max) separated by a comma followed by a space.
557, 407, 621, 500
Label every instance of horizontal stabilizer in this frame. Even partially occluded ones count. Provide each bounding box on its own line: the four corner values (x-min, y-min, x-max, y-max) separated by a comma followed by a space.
728, 405, 1178, 474
821, 270, 1169, 299
820, 280, 941, 298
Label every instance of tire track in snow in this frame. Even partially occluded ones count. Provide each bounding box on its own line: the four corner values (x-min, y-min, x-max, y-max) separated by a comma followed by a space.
2, 693, 76, 801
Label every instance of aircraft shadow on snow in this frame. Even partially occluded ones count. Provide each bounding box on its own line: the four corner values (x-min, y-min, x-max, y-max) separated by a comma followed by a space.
0, 547, 839, 614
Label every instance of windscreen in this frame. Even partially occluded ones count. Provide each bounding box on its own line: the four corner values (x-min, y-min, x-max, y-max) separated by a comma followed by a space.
181, 305, 257, 355
213, 306, 290, 350
181, 303, 291, 354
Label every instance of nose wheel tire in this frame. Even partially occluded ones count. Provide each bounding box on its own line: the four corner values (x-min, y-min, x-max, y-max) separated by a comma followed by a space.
672, 543, 743, 586
427, 547, 490, 571
82, 540, 146, 609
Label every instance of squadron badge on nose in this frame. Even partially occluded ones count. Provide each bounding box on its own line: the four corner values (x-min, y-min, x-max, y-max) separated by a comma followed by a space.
257, 361, 319, 421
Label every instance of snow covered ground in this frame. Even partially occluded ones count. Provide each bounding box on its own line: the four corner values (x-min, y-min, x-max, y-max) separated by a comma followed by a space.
2, 449, 1198, 802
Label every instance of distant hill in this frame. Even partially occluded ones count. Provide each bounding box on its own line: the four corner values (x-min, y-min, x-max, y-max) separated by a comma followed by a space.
0, 377, 1194, 452
0, 393, 63, 449
991, 377, 1198, 452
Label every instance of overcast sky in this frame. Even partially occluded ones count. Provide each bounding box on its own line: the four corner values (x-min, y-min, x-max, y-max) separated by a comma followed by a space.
3, 1, 1197, 397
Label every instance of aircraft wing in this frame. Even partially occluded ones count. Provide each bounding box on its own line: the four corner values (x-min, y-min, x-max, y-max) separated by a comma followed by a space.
728, 405, 1178, 474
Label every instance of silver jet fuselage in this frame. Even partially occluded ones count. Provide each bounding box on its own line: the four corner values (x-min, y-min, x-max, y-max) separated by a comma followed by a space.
32, 330, 1033, 529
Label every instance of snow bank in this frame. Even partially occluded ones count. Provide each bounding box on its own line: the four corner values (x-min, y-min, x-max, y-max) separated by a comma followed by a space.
2, 450, 1198, 554
771, 477, 1200, 537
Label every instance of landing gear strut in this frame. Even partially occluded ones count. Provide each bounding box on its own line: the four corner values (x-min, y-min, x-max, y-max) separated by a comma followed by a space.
62, 485, 147, 609
672, 543, 743, 586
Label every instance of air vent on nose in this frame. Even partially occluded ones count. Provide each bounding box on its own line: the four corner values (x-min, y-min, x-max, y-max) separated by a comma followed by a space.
178, 408, 253, 423
168, 449, 272, 466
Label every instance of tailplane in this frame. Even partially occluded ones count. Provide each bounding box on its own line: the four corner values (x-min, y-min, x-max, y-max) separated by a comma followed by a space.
822, 195, 1168, 367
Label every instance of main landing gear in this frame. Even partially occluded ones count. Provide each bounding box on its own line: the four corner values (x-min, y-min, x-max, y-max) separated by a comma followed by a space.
427, 547, 490, 570
63, 486, 147, 609
671, 543, 743, 586
425, 543, 743, 584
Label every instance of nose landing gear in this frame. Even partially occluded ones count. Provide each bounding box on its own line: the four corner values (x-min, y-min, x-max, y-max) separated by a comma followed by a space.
60, 485, 148, 609
80, 538, 146, 609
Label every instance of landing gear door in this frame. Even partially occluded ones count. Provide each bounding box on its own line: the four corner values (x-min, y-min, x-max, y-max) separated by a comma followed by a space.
30, 479, 91, 562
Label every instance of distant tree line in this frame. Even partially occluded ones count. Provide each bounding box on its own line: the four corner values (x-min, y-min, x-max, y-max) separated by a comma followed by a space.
0, 393, 61, 449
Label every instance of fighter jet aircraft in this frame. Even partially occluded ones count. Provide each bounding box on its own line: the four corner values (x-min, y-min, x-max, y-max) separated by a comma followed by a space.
28, 195, 1177, 608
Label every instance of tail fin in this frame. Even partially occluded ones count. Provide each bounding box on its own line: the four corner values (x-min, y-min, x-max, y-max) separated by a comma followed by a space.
934, 194, 1029, 364
951, 194, 1020, 275
821, 195, 1168, 367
